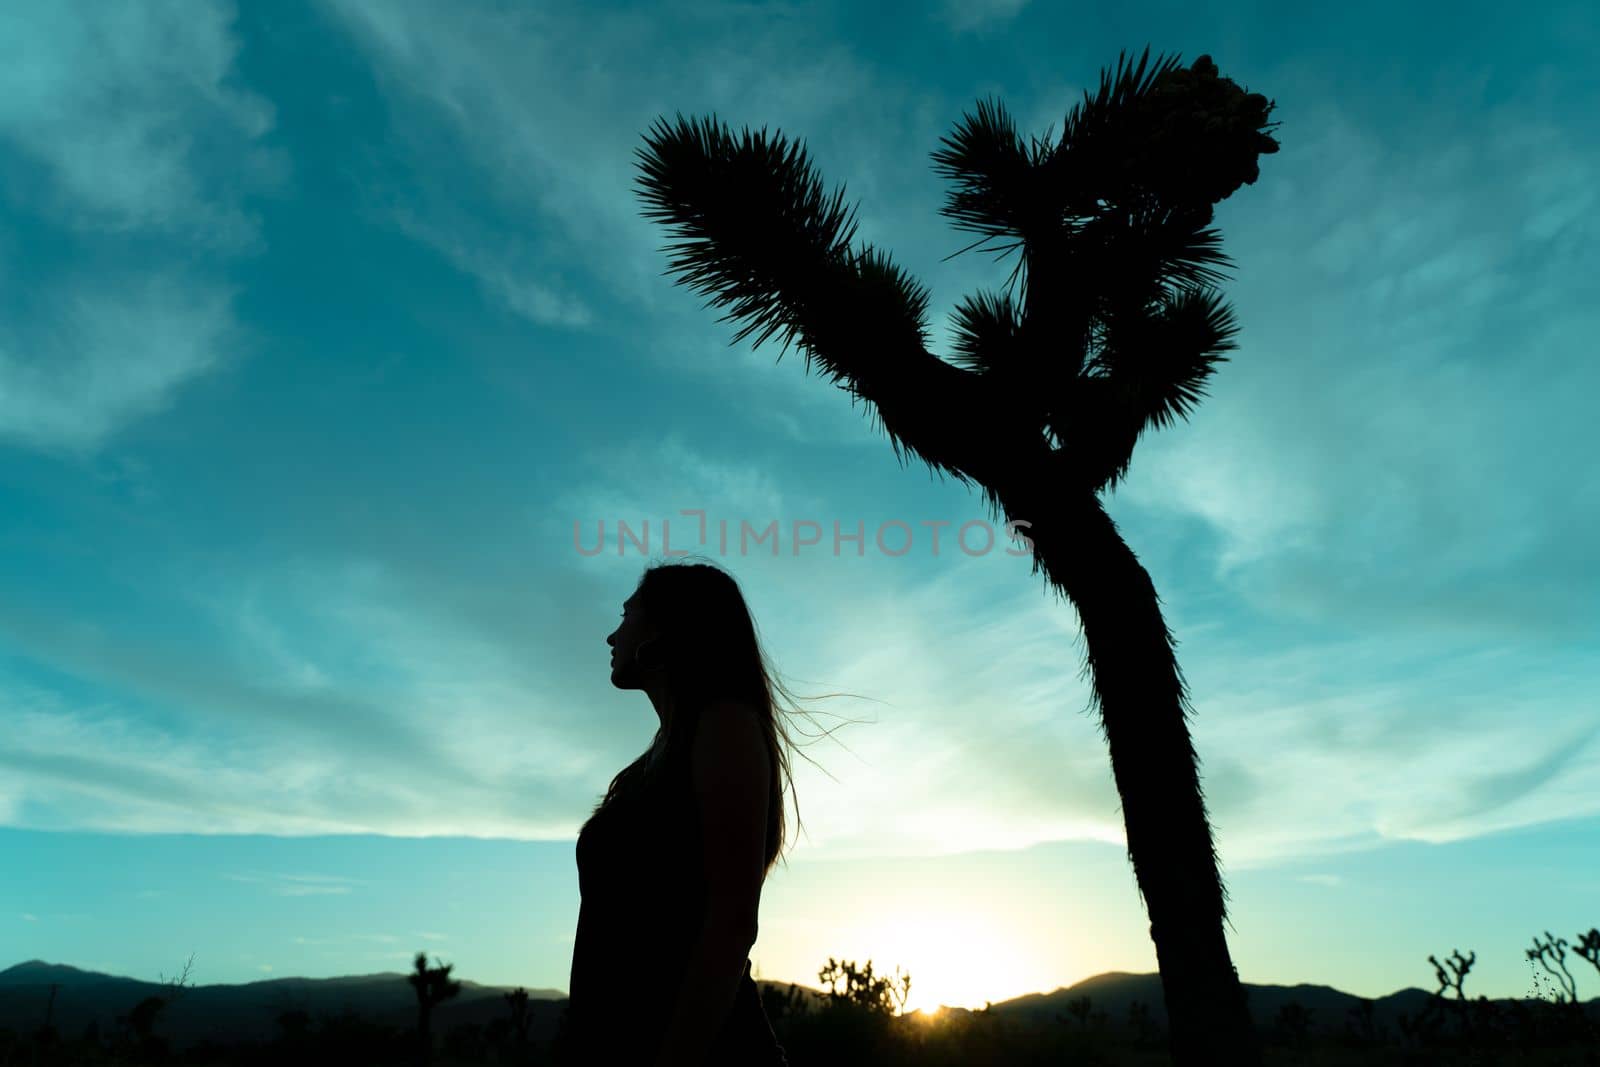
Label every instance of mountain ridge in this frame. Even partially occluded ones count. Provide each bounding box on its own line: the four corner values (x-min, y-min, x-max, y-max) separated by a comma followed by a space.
3, 959, 1595, 1051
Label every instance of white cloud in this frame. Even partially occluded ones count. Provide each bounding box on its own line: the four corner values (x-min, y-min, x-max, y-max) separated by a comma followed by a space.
938, 0, 1030, 34
317, 0, 958, 341
0, 0, 284, 246
1112, 91, 1600, 642
389, 206, 594, 329
0, 273, 241, 456
223, 872, 359, 896
1185, 636, 1600, 868
1294, 874, 1343, 887
0, 0, 282, 453
273, 875, 357, 898
7, 425, 1596, 866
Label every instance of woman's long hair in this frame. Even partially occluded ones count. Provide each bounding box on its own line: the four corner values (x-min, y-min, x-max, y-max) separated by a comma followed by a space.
585, 556, 863, 879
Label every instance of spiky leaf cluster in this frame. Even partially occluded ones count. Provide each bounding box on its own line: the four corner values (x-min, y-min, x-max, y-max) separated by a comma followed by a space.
633, 48, 1279, 495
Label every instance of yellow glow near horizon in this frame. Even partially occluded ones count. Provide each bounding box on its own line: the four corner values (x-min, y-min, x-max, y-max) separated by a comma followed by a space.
841, 909, 1047, 1016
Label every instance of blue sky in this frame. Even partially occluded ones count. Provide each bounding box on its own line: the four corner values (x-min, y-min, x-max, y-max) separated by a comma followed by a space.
2, 0, 1597, 1013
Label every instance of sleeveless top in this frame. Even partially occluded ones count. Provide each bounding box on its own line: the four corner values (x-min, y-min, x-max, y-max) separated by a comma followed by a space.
562, 712, 788, 1065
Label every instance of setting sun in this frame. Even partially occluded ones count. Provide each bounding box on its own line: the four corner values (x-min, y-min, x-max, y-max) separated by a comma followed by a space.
852, 910, 1046, 1015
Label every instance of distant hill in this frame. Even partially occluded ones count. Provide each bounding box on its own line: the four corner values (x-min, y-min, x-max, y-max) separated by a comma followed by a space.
3, 959, 1595, 1051
0, 960, 568, 1050
986, 970, 1599, 1040
0, 961, 148, 990
0, 960, 824, 1051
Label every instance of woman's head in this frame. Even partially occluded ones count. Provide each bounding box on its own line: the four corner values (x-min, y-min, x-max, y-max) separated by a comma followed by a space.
592, 557, 806, 879
606, 559, 769, 710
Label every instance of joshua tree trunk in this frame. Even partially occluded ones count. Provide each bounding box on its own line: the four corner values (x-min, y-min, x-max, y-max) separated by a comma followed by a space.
418, 1008, 433, 1067
1003, 478, 1258, 1062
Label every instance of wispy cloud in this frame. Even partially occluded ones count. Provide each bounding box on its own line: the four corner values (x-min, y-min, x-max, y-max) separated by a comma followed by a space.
0, 2, 284, 243
937, 0, 1030, 34
223, 872, 362, 897
316, 0, 978, 366
1294, 874, 1343, 888
0, 273, 242, 456
274, 875, 359, 898
0, 608, 499, 833
318, 0, 897, 315
0, 0, 283, 454
387, 205, 594, 329
8, 412, 1597, 868
1114, 89, 1600, 644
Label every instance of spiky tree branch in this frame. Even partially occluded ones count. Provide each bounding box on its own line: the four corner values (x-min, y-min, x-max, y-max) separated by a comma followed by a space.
634, 115, 1016, 484
931, 48, 1277, 492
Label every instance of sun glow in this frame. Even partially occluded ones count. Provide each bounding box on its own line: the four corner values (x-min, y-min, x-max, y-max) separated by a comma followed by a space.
847, 910, 1044, 1016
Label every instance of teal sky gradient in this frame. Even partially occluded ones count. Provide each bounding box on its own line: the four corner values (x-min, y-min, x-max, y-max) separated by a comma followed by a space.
2, 0, 1597, 1010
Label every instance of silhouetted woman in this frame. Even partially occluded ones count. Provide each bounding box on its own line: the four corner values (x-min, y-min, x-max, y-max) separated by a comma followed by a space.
559, 560, 796, 1065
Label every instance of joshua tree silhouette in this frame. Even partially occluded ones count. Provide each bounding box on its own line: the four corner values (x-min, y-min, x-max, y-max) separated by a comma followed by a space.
114, 953, 195, 1059
1577, 927, 1600, 980
633, 46, 1279, 1064
36, 981, 59, 1047
1528, 931, 1578, 1002
407, 951, 462, 1067
502, 986, 533, 1046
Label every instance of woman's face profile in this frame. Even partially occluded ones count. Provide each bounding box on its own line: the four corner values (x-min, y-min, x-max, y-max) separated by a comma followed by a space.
605, 594, 653, 688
